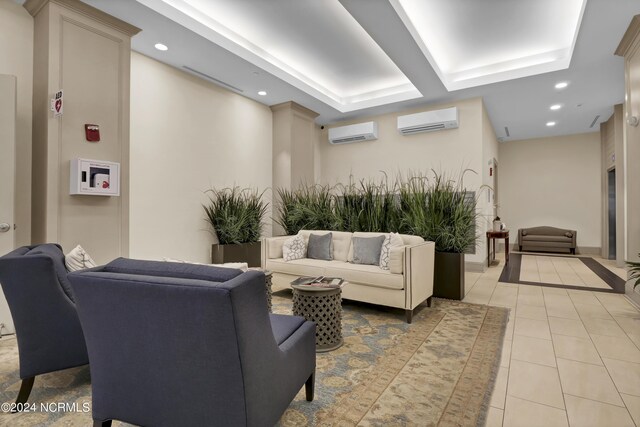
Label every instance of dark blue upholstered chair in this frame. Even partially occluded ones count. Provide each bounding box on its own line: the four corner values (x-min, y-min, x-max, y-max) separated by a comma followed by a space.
0, 244, 89, 406
68, 258, 316, 427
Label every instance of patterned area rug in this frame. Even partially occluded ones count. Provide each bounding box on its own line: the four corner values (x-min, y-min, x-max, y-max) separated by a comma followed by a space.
0, 293, 508, 427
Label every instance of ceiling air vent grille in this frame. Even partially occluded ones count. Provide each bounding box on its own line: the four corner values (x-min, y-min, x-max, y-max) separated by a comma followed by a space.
182, 66, 243, 93
589, 115, 600, 128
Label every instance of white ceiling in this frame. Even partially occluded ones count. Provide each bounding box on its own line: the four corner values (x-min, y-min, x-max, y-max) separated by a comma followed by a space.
81, 0, 640, 142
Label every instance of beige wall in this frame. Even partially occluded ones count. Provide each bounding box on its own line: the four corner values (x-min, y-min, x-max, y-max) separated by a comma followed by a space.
481, 100, 499, 253
317, 97, 494, 265
29, 0, 136, 264
498, 132, 602, 250
129, 52, 273, 263
0, 1, 33, 246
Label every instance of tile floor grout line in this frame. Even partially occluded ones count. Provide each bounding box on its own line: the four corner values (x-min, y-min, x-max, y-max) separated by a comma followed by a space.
469, 254, 640, 426
601, 296, 640, 353
564, 286, 635, 416
565, 393, 633, 412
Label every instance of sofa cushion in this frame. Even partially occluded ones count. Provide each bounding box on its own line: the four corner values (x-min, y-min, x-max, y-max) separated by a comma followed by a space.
324, 262, 403, 290
269, 314, 306, 345
389, 245, 405, 274
347, 232, 388, 261
307, 232, 333, 260
522, 235, 572, 243
65, 245, 97, 272
352, 235, 385, 266
521, 226, 572, 236
265, 258, 329, 277
380, 233, 405, 270
283, 235, 306, 261
298, 230, 352, 262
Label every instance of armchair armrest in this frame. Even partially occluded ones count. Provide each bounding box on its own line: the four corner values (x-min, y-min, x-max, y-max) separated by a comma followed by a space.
404, 241, 435, 310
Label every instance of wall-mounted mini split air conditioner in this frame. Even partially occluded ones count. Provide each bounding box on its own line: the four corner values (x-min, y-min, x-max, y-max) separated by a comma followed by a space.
328, 121, 378, 144
397, 107, 459, 135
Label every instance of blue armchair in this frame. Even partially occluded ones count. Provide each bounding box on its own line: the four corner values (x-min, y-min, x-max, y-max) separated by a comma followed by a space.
0, 244, 89, 406
68, 258, 316, 427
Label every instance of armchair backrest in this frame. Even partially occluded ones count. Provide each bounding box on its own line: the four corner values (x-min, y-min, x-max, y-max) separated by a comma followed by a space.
68, 261, 278, 427
0, 244, 88, 378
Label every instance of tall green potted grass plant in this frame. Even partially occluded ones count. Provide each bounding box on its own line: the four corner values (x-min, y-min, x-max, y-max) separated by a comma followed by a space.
204, 186, 268, 267
628, 254, 640, 291
275, 185, 334, 234
400, 171, 478, 300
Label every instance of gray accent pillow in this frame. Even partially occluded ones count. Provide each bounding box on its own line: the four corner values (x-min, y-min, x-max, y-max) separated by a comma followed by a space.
307, 233, 333, 260
352, 235, 385, 266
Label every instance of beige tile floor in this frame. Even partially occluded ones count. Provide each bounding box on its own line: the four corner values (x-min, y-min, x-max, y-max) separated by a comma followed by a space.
520, 255, 610, 289
466, 254, 640, 427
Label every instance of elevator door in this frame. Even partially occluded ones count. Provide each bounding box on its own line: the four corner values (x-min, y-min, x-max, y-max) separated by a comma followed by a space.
608, 169, 616, 260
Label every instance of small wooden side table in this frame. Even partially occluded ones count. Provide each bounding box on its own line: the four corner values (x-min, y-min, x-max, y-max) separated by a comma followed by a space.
487, 230, 510, 267
291, 284, 343, 352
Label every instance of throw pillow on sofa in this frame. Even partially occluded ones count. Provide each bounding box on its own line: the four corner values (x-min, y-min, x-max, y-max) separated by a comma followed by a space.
307, 232, 333, 260
283, 235, 307, 261
379, 233, 404, 270
352, 235, 385, 266
65, 245, 97, 272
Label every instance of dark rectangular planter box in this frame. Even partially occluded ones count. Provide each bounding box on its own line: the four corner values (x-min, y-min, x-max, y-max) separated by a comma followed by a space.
433, 252, 465, 300
211, 242, 261, 267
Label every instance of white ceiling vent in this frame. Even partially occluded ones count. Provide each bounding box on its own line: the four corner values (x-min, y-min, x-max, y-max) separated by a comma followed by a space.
328, 121, 378, 144
397, 107, 459, 135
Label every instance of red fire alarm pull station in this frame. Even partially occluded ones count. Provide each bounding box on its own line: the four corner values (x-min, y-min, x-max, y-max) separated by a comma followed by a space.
85, 124, 100, 142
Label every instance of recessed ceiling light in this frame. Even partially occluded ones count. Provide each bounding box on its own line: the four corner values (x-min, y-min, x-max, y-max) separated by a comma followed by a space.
550, 104, 562, 110
554, 82, 568, 89
154, 43, 168, 51
258, 91, 267, 96
546, 121, 556, 127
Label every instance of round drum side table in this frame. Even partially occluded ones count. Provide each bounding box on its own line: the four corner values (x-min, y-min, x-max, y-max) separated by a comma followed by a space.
291, 284, 343, 352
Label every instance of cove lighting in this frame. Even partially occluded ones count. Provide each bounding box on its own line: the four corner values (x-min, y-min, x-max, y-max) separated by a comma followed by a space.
550, 104, 562, 110
258, 91, 267, 96
154, 43, 169, 51
389, 0, 586, 91
139, 0, 420, 112
546, 121, 556, 127
555, 82, 569, 89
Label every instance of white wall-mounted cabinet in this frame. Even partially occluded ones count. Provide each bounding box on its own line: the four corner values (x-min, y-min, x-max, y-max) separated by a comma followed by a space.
70, 158, 120, 196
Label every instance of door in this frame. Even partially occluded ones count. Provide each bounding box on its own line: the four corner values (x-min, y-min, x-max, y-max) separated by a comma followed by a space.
0, 75, 16, 334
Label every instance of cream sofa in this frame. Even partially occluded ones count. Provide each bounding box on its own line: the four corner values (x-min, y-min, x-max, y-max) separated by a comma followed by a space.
262, 230, 435, 323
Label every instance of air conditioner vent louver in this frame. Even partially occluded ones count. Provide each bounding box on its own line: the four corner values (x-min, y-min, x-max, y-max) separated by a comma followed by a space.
400, 123, 446, 134
328, 121, 378, 145
332, 135, 367, 143
397, 107, 459, 135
